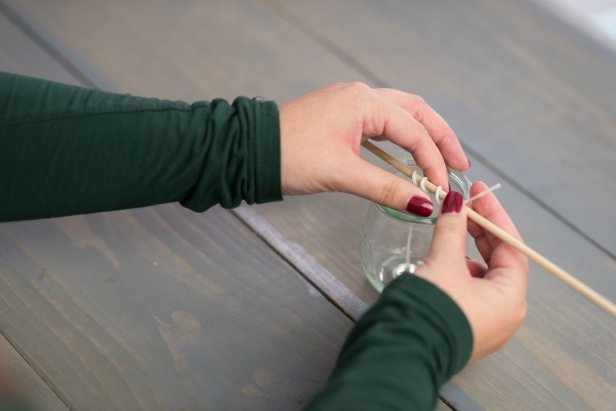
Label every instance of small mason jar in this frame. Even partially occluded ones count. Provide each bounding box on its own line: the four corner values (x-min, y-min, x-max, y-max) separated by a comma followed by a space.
360, 159, 471, 292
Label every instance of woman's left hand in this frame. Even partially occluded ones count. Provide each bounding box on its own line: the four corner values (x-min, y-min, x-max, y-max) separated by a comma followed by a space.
279, 82, 470, 215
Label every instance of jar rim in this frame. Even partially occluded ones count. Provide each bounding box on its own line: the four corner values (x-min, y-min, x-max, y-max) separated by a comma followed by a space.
374, 159, 471, 224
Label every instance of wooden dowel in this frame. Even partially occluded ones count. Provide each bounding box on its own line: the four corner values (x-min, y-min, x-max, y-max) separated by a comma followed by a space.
361, 141, 616, 319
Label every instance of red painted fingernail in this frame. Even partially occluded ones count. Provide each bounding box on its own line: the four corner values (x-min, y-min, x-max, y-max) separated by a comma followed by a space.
406, 196, 433, 217
442, 191, 463, 214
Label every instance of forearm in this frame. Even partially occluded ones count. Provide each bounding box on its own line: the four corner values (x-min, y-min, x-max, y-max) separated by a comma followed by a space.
305, 275, 472, 411
0, 72, 281, 221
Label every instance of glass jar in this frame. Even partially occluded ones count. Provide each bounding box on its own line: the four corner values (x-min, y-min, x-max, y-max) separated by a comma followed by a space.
360, 159, 471, 292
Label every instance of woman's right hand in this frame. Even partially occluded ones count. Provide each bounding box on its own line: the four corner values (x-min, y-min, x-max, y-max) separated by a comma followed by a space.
415, 181, 529, 363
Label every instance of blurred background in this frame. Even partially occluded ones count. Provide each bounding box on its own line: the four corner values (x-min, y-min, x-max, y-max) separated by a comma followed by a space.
540, 0, 616, 43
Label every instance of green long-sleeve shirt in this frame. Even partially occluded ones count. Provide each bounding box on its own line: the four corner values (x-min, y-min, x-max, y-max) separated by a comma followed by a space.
305, 274, 471, 411
0, 72, 472, 411
0, 71, 281, 221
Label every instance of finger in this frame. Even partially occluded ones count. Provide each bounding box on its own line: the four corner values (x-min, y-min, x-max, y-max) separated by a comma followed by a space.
374, 89, 470, 171
338, 156, 434, 217
474, 235, 493, 264
467, 217, 485, 242
426, 191, 467, 263
468, 182, 527, 279
362, 96, 450, 188
468, 181, 522, 248
387, 115, 448, 189
467, 204, 494, 262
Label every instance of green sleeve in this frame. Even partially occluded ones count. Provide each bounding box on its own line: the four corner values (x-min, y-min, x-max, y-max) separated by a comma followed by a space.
0, 72, 281, 221
304, 274, 473, 411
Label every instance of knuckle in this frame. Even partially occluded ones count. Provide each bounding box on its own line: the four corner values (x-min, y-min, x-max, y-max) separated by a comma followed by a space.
334, 82, 373, 110
409, 94, 427, 107
347, 81, 370, 92
409, 94, 428, 119
343, 82, 372, 101
411, 94, 428, 110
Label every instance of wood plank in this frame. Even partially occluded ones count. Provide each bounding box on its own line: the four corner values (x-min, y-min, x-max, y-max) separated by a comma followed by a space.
0, 10, 78, 85
0, 333, 68, 411
0, 206, 351, 410
0, 11, 73, 411
2, 0, 356, 102
4, 0, 615, 409
435, 399, 454, 411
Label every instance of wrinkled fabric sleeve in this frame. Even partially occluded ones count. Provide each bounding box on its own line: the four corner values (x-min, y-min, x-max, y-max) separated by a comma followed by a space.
304, 274, 473, 411
0, 72, 281, 221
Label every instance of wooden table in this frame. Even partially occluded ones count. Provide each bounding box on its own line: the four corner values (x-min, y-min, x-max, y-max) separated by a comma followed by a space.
1, 0, 615, 409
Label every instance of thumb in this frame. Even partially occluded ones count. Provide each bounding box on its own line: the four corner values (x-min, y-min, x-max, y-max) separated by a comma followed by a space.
339, 156, 434, 217
428, 191, 467, 261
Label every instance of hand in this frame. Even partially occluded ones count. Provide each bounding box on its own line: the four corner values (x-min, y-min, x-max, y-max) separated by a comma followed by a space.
415, 181, 529, 362
279, 82, 470, 216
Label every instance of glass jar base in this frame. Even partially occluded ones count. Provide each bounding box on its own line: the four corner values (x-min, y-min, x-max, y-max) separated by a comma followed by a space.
363, 255, 422, 292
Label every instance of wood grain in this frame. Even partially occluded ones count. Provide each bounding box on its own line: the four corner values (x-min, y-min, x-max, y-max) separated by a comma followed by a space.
0, 206, 352, 410
2, 0, 615, 409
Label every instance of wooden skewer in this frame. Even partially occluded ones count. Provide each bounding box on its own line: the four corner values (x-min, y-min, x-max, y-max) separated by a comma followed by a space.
362, 141, 616, 319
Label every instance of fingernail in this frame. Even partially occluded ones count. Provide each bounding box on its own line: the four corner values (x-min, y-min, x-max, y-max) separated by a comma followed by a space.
406, 196, 433, 217
442, 191, 463, 214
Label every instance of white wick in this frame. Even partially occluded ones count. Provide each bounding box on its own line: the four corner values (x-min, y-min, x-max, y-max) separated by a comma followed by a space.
464, 183, 502, 204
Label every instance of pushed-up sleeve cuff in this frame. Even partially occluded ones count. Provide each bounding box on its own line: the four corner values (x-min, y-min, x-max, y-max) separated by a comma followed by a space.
247, 98, 282, 205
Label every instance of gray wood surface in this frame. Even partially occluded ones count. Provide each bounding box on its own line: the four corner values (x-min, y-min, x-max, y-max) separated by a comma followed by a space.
0, 10, 78, 85
1, 0, 615, 409
0, 206, 352, 410
0, 334, 67, 411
